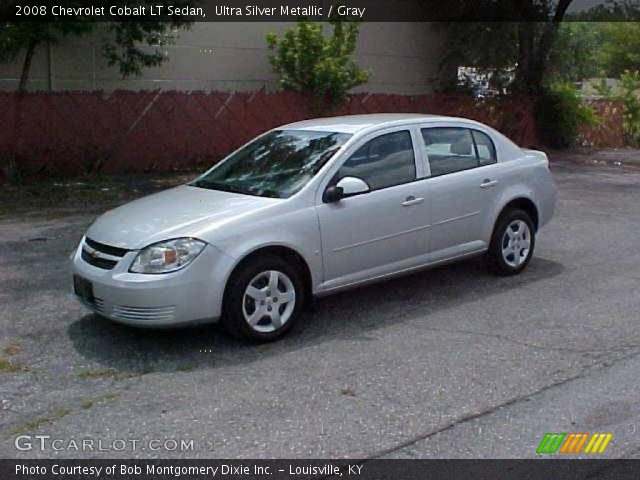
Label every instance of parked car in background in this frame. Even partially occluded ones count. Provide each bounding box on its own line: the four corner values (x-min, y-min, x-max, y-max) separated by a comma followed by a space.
71, 114, 556, 341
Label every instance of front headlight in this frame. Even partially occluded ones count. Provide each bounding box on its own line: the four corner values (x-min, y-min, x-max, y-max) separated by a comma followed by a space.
129, 238, 206, 274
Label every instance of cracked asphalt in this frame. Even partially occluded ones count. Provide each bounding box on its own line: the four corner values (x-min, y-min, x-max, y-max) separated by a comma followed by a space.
1, 157, 639, 459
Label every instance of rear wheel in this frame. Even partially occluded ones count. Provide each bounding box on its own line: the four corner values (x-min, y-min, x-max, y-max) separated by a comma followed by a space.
222, 255, 304, 342
486, 209, 535, 276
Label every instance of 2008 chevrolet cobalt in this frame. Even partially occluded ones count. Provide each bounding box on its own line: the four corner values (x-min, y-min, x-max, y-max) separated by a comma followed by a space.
71, 114, 556, 341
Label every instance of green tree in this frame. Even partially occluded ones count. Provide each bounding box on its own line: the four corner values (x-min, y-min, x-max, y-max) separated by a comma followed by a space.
436, 22, 518, 88
431, 0, 577, 94
547, 22, 606, 82
535, 81, 599, 148
266, 18, 370, 108
102, 21, 192, 78
432, 0, 640, 93
600, 23, 640, 77
602, 70, 640, 145
539, 21, 640, 84
0, 22, 93, 92
0, 1, 195, 92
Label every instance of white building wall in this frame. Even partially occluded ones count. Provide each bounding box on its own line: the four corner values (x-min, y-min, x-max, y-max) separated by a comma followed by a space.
0, 22, 446, 94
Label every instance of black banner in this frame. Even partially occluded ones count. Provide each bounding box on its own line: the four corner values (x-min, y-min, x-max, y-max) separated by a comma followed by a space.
1, 0, 640, 22
1, 460, 640, 480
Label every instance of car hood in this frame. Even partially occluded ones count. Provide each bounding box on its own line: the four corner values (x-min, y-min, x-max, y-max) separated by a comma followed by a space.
86, 185, 279, 250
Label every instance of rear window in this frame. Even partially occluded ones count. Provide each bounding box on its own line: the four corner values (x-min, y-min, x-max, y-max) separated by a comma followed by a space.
421, 128, 477, 177
472, 130, 497, 166
421, 127, 497, 176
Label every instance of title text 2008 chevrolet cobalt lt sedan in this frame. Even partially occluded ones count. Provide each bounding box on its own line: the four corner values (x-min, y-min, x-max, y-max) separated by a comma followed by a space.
72, 114, 556, 341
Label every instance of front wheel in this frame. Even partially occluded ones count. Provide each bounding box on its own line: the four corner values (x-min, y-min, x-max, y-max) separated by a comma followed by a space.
486, 209, 535, 276
222, 255, 304, 342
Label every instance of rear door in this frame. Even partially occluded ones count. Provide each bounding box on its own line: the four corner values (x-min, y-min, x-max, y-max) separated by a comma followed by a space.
420, 126, 501, 261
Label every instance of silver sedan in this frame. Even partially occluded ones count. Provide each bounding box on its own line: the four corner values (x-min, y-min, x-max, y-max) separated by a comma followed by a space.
71, 114, 556, 341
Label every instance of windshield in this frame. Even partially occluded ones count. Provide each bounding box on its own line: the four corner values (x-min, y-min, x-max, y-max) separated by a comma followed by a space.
190, 129, 352, 198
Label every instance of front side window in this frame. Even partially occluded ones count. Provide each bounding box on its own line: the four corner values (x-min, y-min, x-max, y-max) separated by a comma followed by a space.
337, 130, 416, 190
191, 130, 351, 198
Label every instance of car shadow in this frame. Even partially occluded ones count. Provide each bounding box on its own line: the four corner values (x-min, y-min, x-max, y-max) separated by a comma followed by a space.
67, 256, 564, 375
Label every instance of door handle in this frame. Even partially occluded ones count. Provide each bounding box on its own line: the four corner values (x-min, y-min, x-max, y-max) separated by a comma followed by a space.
480, 179, 499, 189
402, 196, 424, 206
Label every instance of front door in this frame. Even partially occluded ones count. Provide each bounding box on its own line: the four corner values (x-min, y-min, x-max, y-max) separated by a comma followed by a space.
316, 129, 430, 290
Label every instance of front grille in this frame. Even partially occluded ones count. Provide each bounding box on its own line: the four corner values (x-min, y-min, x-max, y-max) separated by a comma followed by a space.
81, 237, 129, 270
85, 237, 129, 257
81, 248, 118, 270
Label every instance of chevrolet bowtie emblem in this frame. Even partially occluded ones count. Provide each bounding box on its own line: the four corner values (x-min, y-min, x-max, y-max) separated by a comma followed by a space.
90, 250, 100, 259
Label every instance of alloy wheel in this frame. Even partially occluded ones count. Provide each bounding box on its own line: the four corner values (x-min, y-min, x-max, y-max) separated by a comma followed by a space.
501, 219, 531, 268
242, 270, 296, 333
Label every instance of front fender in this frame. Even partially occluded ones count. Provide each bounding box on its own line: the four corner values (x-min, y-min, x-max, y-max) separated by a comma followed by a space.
207, 206, 323, 294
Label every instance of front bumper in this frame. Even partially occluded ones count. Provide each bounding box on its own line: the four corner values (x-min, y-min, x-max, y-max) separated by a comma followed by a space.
71, 237, 236, 327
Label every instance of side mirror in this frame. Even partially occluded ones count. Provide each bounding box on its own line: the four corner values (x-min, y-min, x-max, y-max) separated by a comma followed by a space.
324, 177, 370, 203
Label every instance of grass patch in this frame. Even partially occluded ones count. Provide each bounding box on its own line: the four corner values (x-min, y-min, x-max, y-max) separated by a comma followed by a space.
2, 341, 21, 356
176, 363, 196, 372
77, 367, 154, 380
81, 393, 120, 410
77, 368, 119, 379
10, 408, 71, 436
340, 386, 356, 397
0, 357, 29, 374
9, 394, 120, 436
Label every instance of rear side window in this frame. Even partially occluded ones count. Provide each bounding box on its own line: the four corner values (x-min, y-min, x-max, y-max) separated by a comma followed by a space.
337, 130, 416, 190
421, 127, 497, 176
472, 130, 497, 166
421, 128, 476, 177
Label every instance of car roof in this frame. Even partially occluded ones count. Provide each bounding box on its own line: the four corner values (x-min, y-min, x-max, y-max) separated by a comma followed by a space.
279, 113, 469, 134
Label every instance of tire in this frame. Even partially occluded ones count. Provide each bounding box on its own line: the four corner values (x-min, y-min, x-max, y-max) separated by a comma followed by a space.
221, 254, 305, 342
485, 208, 536, 276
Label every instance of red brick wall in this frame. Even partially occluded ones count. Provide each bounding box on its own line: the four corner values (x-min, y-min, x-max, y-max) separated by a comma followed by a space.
0, 90, 543, 178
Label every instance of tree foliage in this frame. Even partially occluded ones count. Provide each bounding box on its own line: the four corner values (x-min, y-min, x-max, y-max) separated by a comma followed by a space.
430, 0, 576, 94
433, 0, 640, 93
547, 22, 605, 82
0, 22, 93, 92
102, 21, 190, 77
0, 1, 195, 91
546, 21, 640, 82
599, 70, 640, 145
536, 82, 599, 148
266, 18, 370, 107
600, 23, 640, 77
617, 71, 640, 145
